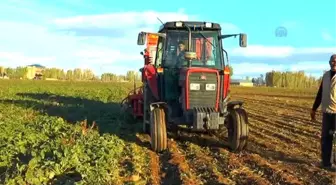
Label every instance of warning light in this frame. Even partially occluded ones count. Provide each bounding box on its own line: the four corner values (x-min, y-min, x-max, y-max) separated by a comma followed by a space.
157, 67, 163, 73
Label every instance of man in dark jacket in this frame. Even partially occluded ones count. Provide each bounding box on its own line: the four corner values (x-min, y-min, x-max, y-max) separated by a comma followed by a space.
311, 54, 336, 170
175, 40, 187, 68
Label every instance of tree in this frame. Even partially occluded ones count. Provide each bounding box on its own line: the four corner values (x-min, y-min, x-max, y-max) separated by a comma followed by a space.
73, 68, 82, 80
66, 70, 73, 80
126, 70, 141, 82
82, 69, 95, 80
101, 73, 119, 82
265, 70, 320, 88
0, 66, 4, 77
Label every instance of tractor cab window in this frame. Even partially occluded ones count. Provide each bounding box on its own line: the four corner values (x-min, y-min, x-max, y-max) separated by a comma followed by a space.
162, 30, 221, 69
154, 37, 164, 67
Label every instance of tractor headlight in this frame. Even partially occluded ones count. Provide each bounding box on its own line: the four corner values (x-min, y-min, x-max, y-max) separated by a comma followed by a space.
205, 22, 212, 28
175, 22, 183, 27
206, 83, 216, 91
190, 83, 200, 90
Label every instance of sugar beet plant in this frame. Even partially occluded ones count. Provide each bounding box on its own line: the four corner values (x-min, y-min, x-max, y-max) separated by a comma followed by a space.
0, 80, 149, 185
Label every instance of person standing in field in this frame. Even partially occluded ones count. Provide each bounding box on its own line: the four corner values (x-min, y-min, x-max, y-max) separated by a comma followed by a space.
311, 54, 336, 170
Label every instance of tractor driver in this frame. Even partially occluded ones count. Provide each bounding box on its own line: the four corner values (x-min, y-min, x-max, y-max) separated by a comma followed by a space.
175, 40, 187, 68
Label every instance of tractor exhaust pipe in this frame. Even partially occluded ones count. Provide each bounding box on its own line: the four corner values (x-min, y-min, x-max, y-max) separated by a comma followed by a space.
184, 24, 195, 68
186, 26, 191, 52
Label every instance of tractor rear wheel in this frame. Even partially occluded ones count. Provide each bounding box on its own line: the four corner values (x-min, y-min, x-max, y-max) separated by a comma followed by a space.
227, 108, 249, 151
150, 107, 167, 152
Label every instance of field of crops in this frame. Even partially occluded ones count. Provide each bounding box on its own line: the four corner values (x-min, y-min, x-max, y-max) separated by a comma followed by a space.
0, 79, 335, 185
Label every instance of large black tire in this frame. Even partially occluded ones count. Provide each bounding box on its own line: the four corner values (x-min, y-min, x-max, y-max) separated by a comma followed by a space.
236, 108, 249, 150
333, 145, 336, 164
227, 108, 249, 152
150, 107, 167, 152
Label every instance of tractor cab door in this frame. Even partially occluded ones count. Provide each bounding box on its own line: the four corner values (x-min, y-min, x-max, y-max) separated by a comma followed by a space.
159, 37, 182, 103
153, 36, 180, 103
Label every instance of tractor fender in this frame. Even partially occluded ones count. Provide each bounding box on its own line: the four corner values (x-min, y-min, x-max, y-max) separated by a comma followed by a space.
227, 100, 244, 110
150, 102, 167, 111
226, 100, 248, 125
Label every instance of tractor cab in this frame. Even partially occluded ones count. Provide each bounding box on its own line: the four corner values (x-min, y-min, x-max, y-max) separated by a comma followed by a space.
133, 21, 249, 153
156, 25, 221, 69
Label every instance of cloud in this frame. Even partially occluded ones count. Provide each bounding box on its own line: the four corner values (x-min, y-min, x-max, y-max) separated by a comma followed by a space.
231, 62, 285, 75
220, 22, 241, 34
321, 31, 334, 41
231, 45, 336, 58
0, 10, 197, 75
52, 10, 195, 37
0, 8, 333, 80
0, 52, 56, 67
227, 45, 334, 78
289, 61, 328, 72
73, 48, 142, 65
228, 45, 336, 65
231, 45, 294, 57
231, 61, 327, 79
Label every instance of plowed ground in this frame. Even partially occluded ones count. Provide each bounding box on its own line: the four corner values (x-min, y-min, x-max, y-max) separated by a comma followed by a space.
136, 87, 336, 185
0, 80, 335, 185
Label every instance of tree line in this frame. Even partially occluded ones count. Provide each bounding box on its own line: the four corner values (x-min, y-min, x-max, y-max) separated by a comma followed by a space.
0, 66, 141, 82
264, 70, 322, 88
0, 66, 323, 88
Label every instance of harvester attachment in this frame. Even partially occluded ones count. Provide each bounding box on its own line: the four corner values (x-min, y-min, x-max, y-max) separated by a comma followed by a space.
120, 86, 144, 121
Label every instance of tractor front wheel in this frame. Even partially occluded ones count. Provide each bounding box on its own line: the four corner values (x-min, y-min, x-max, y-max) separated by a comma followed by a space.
150, 107, 167, 152
227, 108, 249, 152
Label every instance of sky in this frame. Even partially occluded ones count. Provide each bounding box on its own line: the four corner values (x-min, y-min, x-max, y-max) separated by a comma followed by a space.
0, 0, 335, 79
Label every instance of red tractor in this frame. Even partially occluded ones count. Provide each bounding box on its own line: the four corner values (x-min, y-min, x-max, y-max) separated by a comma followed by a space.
123, 21, 249, 153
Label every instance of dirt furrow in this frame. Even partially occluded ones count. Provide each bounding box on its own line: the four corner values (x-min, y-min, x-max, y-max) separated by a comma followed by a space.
247, 110, 320, 141
246, 140, 310, 165
171, 130, 275, 184
135, 134, 162, 185
250, 119, 317, 152
248, 119, 320, 154
232, 93, 315, 101
244, 139, 335, 184
245, 104, 321, 130
239, 153, 304, 185
178, 142, 234, 185
249, 129, 305, 156
235, 95, 320, 123
135, 90, 333, 185
148, 151, 161, 185
244, 102, 321, 133
163, 139, 202, 185
234, 93, 311, 106
215, 148, 273, 185
234, 95, 309, 113
283, 164, 336, 185
248, 133, 317, 164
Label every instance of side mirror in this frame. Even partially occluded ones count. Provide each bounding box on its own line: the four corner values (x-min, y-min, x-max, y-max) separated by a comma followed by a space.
239, 33, 247, 47
137, 32, 147, 45
140, 51, 144, 55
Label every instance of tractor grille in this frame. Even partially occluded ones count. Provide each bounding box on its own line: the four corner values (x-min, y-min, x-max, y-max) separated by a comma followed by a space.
188, 72, 218, 109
